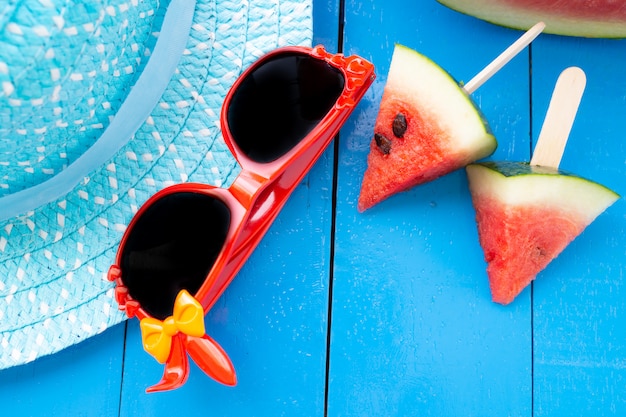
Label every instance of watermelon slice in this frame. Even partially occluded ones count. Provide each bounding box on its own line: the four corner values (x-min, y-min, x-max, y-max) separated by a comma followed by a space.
437, 0, 626, 38
466, 161, 619, 304
358, 44, 496, 212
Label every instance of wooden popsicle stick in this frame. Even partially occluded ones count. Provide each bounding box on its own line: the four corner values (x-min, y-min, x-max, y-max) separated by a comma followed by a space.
530, 66, 586, 169
463, 21, 546, 94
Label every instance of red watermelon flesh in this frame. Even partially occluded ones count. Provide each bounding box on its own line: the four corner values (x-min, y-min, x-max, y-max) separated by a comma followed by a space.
358, 45, 495, 212
437, 0, 626, 38
473, 195, 585, 304
467, 162, 619, 304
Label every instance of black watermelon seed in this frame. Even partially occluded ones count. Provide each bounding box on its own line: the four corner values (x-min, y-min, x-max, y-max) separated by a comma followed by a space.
375, 133, 392, 155
392, 113, 407, 138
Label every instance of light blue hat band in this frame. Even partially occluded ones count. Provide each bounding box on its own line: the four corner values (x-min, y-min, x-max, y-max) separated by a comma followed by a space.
0, 0, 195, 222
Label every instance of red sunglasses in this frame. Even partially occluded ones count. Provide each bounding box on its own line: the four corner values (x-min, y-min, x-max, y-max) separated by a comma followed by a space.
107, 45, 375, 392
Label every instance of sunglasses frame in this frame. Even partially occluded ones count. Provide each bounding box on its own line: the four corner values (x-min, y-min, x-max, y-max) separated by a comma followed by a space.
108, 45, 375, 392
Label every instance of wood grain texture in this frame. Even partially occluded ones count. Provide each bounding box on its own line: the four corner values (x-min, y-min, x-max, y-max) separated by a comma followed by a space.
531, 34, 626, 417
1, 1, 625, 416
328, 1, 533, 416
0, 323, 125, 416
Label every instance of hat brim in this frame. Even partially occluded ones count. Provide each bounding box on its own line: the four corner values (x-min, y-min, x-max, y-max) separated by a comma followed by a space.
0, 0, 312, 369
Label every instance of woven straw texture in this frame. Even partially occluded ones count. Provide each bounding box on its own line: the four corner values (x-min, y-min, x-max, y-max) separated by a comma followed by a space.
0, 0, 312, 369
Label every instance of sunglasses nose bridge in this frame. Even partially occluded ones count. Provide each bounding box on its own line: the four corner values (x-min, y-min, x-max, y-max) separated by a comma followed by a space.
229, 170, 269, 210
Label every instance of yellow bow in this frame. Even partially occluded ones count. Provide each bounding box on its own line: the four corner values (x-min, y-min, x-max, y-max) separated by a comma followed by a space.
140, 290, 205, 364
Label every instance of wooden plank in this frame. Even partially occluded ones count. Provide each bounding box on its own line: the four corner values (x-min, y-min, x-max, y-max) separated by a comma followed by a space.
531, 35, 626, 416
118, 3, 339, 413
328, 2, 533, 416
0, 324, 125, 416
313, 0, 341, 51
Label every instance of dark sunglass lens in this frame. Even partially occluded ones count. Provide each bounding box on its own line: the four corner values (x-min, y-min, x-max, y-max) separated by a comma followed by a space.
227, 53, 345, 163
120, 192, 231, 320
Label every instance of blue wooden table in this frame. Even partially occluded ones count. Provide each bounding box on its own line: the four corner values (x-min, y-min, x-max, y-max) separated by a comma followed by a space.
2, 1, 625, 416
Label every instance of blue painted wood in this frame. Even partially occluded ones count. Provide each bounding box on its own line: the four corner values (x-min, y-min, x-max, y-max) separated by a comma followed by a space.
313, 0, 341, 51
0, 323, 125, 416
328, 2, 534, 416
2, 1, 626, 416
530, 35, 626, 416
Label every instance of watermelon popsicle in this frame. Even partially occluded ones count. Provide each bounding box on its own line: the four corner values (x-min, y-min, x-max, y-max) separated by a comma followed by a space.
466, 67, 620, 305
358, 22, 545, 212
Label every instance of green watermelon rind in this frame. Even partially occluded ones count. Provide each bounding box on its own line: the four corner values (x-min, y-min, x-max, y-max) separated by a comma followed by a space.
389, 44, 497, 159
466, 161, 620, 226
436, 0, 626, 38
396, 44, 495, 138
357, 44, 497, 212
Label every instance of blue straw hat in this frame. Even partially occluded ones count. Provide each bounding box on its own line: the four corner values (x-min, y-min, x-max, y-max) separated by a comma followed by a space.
0, 0, 312, 368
